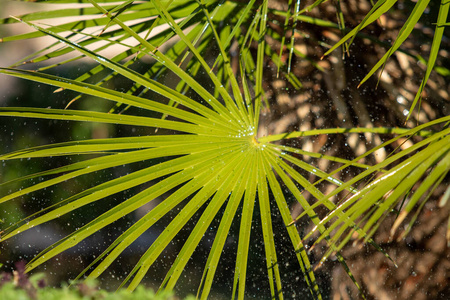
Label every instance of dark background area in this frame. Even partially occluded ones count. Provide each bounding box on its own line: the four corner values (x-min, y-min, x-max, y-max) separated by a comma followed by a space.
1, 0, 449, 299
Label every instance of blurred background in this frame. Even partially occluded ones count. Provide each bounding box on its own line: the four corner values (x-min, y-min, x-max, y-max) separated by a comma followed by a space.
1, 0, 449, 299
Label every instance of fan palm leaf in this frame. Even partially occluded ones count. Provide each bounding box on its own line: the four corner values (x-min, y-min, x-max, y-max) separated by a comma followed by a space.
0, 0, 448, 299
1, 1, 336, 298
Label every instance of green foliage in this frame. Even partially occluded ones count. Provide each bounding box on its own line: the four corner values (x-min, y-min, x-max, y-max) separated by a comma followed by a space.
0, 283, 186, 300
0, 0, 448, 299
0, 263, 193, 300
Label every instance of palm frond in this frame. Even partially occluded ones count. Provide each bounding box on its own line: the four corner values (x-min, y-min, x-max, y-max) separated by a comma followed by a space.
305, 119, 450, 267
1, 0, 448, 299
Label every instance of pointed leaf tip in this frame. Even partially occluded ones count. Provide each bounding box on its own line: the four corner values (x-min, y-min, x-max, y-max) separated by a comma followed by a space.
307, 243, 316, 254
9, 15, 21, 22
313, 261, 324, 272
438, 185, 450, 207
390, 210, 408, 239
447, 226, 450, 247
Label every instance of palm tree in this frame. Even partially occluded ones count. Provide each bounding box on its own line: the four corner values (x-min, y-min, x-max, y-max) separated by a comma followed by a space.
0, 0, 449, 298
